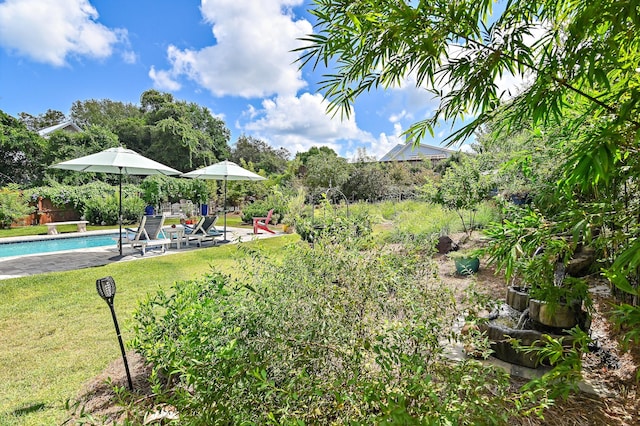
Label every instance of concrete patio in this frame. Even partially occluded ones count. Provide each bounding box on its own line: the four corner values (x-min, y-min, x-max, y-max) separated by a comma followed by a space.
0, 226, 283, 280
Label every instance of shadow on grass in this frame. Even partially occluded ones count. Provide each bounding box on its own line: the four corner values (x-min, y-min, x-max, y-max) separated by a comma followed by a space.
11, 402, 46, 416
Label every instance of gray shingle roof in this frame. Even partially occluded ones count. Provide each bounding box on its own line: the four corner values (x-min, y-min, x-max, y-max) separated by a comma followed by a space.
37, 121, 82, 137
379, 143, 456, 162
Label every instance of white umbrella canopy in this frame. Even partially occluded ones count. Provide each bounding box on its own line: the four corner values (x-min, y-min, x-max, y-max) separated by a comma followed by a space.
182, 160, 266, 242
50, 146, 182, 175
181, 160, 266, 181
51, 147, 182, 257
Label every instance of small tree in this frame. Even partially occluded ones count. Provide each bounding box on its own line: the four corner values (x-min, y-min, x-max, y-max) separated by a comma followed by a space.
0, 185, 34, 228
429, 156, 489, 236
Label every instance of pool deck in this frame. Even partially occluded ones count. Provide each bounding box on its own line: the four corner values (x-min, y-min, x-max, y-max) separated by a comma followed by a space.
0, 226, 284, 280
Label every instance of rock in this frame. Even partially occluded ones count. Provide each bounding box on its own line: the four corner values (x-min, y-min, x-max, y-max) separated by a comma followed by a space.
437, 236, 458, 254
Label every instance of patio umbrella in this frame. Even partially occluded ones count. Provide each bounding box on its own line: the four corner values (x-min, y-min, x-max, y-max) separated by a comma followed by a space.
182, 160, 266, 243
50, 147, 182, 257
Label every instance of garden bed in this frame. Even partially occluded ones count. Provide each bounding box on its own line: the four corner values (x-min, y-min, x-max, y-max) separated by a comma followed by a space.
72, 233, 640, 425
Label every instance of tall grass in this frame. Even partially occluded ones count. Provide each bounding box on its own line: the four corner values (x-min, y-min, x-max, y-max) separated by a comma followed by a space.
352, 199, 500, 243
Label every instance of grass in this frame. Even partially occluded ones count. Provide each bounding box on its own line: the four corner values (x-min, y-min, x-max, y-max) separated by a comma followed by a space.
0, 235, 296, 425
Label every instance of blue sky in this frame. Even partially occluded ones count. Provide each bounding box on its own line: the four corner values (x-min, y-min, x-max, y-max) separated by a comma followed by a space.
0, 0, 475, 160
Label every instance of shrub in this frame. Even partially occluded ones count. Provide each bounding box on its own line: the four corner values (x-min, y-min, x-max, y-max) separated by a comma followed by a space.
131, 231, 549, 424
295, 211, 372, 246
140, 175, 210, 206
0, 186, 34, 228
83, 193, 145, 225
424, 156, 491, 235
240, 200, 271, 223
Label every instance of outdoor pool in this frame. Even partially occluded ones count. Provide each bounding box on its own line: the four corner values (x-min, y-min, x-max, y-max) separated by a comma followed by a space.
0, 233, 121, 258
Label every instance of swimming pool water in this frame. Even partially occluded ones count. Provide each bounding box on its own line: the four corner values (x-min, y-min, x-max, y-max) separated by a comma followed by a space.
0, 233, 121, 258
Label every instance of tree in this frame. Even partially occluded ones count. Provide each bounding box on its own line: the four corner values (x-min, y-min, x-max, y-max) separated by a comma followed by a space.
342, 148, 389, 201
44, 126, 120, 185
70, 99, 141, 129
429, 156, 489, 236
18, 109, 67, 131
301, 0, 640, 146
304, 151, 351, 195
231, 135, 290, 175
302, 0, 640, 331
141, 90, 231, 172
0, 111, 48, 186
0, 185, 34, 228
294, 146, 337, 166
69, 90, 232, 173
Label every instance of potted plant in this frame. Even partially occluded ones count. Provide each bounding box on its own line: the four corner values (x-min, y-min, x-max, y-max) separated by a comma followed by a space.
448, 249, 481, 275
528, 275, 590, 329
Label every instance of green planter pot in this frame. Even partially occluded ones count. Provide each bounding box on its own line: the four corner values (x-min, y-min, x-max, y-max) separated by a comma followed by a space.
454, 257, 480, 275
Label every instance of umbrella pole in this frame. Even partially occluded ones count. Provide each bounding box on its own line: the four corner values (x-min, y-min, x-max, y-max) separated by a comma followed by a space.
220, 177, 229, 243
119, 172, 123, 256
110, 172, 125, 261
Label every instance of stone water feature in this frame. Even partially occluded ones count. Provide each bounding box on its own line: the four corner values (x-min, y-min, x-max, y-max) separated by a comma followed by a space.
477, 263, 591, 369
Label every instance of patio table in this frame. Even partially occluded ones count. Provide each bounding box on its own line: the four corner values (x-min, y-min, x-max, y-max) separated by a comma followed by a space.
163, 225, 185, 249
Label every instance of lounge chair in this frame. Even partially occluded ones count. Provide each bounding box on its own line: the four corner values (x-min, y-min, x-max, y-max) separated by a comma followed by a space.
184, 215, 221, 247
253, 209, 275, 234
121, 215, 171, 255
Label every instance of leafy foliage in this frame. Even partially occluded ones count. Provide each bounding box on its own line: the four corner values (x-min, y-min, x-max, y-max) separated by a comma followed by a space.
304, 150, 352, 193
139, 175, 210, 206
231, 135, 290, 175
518, 327, 591, 399
301, 0, 640, 331
18, 109, 66, 131
240, 200, 279, 224
26, 182, 144, 225
301, 0, 640, 145
0, 185, 34, 228
43, 126, 120, 186
132, 231, 548, 423
426, 155, 490, 235
82, 193, 145, 225
0, 110, 48, 186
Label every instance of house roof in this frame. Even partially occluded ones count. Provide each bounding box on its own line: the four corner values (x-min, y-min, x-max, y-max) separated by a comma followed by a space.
379, 143, 457, 162
37, 121, 82, 137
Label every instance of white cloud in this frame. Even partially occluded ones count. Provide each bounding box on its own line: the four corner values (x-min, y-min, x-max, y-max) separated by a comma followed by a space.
459, 143, 475, 153
367, 123, 405, 160
149, 66, 181, 91
238, 92, 410, 161
0, 0, 126, 66
239, 93, 377, 157
151, 0, 311, 98
121, 50, 138, 65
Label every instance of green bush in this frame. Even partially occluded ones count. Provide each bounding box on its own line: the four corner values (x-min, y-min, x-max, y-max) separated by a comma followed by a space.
27, 182, 113, 211
83, 193, 145, 225
295, 211, 372, 245
240, 200, 281, 224
0, 186, 34, 228
140, 175, 210, 206
131, 232, 549, 424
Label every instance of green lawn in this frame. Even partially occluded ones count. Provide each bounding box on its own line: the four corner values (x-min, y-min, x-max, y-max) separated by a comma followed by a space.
0, 235, 296, 425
